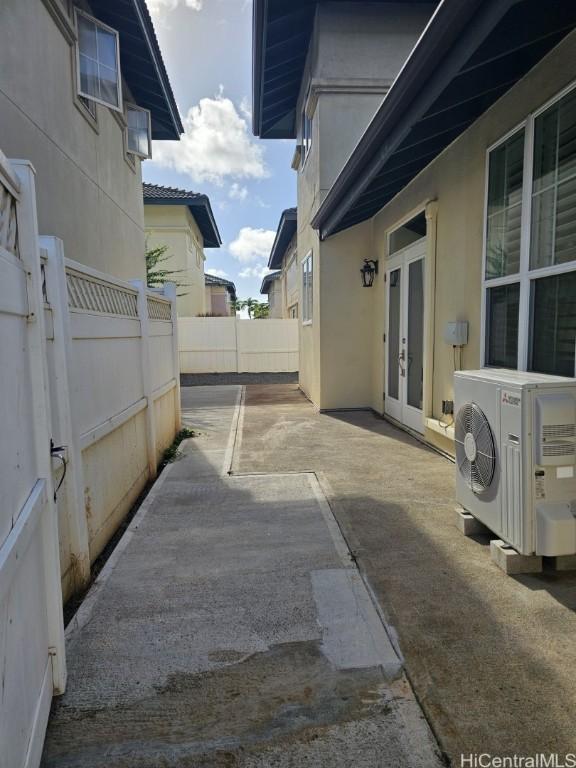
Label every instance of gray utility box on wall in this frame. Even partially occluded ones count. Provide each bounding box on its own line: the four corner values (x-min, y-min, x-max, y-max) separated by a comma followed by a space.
444, 321, 468, 346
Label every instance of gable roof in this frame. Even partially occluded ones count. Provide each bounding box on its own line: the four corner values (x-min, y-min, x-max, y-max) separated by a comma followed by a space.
205, 274, 237, 301
268, 208, 297, 269
88, 0, 183, 140
260, 270, 282, 294
143, 183, 222, 248
312, 0, 576, 238
252, 0, 437, 139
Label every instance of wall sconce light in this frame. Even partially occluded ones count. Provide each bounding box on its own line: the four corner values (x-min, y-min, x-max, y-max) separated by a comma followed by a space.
360, 259, 379, 287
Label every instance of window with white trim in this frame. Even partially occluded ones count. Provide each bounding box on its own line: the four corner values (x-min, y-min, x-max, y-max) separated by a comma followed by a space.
483, 85, 576, 376
126, 105, 152, 158
302, 252, 313, 323
75, 9, 122, 111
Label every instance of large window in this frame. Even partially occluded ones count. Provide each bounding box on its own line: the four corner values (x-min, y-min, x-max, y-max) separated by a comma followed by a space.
75, 9, 122, 111
483, 85, 576, 376
302, 252, 313, 323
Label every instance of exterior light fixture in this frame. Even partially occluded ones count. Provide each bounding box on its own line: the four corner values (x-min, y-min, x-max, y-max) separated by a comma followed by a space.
360, 259, 379, 287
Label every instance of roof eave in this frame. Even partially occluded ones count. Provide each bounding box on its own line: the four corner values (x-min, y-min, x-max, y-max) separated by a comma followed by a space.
132, 0, 184, 139
311, 0, 518, 239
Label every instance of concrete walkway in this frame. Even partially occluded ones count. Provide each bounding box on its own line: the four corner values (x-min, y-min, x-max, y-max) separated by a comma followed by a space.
236, 384, 576, 763
42, 386, 443, 767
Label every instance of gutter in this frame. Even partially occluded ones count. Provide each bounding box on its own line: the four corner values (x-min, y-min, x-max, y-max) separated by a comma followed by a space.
311, 0, 518, 239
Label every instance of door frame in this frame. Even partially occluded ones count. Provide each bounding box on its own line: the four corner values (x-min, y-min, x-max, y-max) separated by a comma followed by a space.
384, 237, 427, 434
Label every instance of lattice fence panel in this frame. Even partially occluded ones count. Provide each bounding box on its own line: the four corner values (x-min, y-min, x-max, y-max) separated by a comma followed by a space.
147, 296, 172, 321
66, 271, 138, 317
0, 183, 19, 257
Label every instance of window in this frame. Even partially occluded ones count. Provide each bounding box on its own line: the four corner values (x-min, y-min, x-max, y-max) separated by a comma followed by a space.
302, 252, 313, 323
301, 111, 312, 166
75, 9, 122, 111
483, 85, 576, 376
126, 105, 152, 158
289, 304, 298, 319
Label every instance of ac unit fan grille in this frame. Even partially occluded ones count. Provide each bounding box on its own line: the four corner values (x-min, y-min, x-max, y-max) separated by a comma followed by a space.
455, 402, 496, 495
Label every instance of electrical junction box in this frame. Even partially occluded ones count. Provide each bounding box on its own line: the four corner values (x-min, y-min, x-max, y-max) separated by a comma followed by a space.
444, 321, 468, 346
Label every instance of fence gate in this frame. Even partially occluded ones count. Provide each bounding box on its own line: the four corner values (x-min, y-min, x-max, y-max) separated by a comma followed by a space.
0, 154, 66, 767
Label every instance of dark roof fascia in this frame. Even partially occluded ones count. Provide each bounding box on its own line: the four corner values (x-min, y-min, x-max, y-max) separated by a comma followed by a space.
143, 194, 222, 248
268, 208, 297, 269
252, 0, 266, 138
311, 0, 517, 238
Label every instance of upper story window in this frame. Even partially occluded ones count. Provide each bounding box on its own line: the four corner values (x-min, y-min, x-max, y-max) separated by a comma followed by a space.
75, 9, 122, 111
302, 251, 313, 324
126, 105, 152, 158
483, 84, 576, 376
301, 111, 312, 166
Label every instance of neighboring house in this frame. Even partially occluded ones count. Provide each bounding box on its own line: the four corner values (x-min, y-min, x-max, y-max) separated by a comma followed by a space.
205, 274, 237, 316
262, 207, 299, 318
143, 183, 222, 316
260, 271, 282, 317
253, 0, 576, 456
1, 0, 182, 280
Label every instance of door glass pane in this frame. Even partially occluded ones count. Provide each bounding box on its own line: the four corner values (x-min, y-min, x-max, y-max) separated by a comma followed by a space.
387, 269, 401, 400
529, 271, 576, 376
531, 89, 576, 270
485, 130, 524, 279
407, 259, 424, 410
486, 283, 520, 368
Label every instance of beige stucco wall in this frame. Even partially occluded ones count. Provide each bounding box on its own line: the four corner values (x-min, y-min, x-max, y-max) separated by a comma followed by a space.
267, 279, 283, 318
0, 0, 147, 281
295, 2, 432, 408
308, 30, 576, 454
144, 204, 207, 317
206, 285, 233, 316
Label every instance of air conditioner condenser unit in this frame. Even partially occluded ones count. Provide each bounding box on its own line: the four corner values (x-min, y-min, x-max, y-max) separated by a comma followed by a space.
454, 369, 576, 557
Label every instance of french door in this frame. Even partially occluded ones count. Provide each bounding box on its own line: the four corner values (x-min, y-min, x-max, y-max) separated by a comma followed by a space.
385, 239, 426, 433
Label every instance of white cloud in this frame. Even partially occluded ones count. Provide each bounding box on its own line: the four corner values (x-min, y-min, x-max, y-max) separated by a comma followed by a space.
205, 268, 228, 278
229, 227, 275, 263
147, 0, 202, 16
151, 92, 268, 185
229, 183, 248, 201
238, 266, 273, 280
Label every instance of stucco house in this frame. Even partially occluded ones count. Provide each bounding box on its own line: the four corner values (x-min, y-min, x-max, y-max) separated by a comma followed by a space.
204, 273, 237, 316
260, 271, 283, 317
253, 0, 576, 457
1, 0, 183, 281
261, 207, 299, 318
143, 183, 222, 316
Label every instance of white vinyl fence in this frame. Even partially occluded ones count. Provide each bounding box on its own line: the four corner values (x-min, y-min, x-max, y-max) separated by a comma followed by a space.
179, 317, 299, 373
42, 242, 181, 599
0, 153, 180, 768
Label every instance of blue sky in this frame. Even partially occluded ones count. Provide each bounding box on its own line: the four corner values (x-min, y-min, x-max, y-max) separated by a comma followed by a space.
143, 0, 295, 301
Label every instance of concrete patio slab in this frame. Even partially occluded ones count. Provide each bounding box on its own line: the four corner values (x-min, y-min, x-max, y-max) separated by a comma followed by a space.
236, 384, 576, 763
42, 386, 443, 768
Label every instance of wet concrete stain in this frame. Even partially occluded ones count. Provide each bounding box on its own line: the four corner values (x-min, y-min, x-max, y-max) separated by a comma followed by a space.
42, 641, 391, 767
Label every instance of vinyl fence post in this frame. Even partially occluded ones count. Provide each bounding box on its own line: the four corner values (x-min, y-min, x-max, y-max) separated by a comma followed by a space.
40, 236, 91, 594
235, 316, 241, 373
12, 160, 67, 693
132, 280, 158, 480
163, 282, 181, 431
